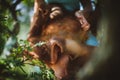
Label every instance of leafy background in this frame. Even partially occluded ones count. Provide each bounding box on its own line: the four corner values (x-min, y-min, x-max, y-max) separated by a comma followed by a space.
0, 0, 55, 80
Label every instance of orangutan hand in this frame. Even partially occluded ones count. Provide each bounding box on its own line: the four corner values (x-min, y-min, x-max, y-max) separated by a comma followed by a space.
75, 10, 90, 31
50, 6, 63, 19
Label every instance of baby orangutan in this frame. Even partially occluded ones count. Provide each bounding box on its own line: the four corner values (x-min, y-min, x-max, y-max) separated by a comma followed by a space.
27, 1, 95, 80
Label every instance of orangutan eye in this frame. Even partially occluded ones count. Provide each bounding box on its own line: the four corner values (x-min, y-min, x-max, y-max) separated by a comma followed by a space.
40, 45, 51, 61
42, 49, 48, 55
41, 45, 49, 55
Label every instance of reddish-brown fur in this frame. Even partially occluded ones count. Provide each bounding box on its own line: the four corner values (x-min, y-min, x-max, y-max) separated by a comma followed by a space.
27, 0, 95, 79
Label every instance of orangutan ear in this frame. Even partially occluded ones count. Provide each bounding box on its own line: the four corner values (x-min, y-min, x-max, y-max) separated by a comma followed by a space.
50, 42, 63, 64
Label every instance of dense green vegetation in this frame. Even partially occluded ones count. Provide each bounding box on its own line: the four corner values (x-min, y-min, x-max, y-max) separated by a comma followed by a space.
0, 40, 55, 80
0, 0, 55, 80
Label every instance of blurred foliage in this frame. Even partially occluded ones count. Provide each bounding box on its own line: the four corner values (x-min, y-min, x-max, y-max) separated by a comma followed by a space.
0, 14, 11, 54
22, 0, 34, 8
0, 40, 55, 80
0, 0, 34, 54
0, 0, 55, 80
